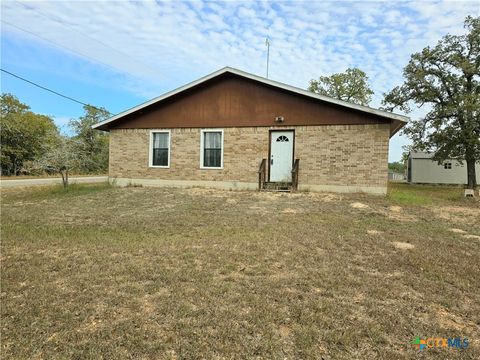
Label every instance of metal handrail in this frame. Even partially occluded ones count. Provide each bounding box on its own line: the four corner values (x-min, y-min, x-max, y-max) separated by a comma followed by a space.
258, 159, 267, 191
291, 159, 300, 191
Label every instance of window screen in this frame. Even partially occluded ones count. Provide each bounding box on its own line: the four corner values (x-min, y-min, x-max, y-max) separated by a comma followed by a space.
152, 132, 169, 166
203, 132, 222, 168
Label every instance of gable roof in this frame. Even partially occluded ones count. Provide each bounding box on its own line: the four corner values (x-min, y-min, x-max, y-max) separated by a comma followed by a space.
93, 66, 409, 135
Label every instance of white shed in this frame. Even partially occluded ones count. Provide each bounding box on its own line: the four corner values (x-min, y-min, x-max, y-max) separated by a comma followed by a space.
407, 151, 480, 184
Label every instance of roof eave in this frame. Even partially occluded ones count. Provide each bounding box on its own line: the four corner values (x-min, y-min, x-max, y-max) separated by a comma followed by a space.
389, 119, 408, 138
92, 66, 410, 131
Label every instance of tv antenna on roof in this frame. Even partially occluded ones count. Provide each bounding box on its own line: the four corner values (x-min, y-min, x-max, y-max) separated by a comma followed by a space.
265, 37, 270, 78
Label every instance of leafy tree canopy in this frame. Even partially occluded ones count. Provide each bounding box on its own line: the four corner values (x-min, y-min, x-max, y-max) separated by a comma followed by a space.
388, 162, 405, 173
26, 134, 80, 187
308, 68, 374, 106
382, 16, 480, 189
0, 93, 58, 175
69, 105, 110, 174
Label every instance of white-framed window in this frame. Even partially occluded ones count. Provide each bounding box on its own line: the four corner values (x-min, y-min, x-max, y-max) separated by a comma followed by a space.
200, 129, 223, 169
444, 162, 452, 169
149, 130, 171, 168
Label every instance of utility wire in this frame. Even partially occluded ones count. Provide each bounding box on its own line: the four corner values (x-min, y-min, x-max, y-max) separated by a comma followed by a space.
2, 19, 125, 75
12, 0, 161, 77
1, 68, 110, 113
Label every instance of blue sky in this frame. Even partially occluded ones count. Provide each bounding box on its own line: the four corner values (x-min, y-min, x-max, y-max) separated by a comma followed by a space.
1, 0, 479, 161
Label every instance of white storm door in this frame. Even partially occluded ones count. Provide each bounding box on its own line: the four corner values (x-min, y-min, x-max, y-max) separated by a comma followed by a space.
270, 131, 294, 182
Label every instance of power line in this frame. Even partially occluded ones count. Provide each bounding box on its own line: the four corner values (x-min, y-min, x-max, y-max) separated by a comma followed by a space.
1, 19, 125, 75
1, 68, 110, 113
12, 0, 161, 77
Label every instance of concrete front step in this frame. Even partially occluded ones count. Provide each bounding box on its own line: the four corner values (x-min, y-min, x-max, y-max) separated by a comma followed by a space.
261, 182, 293, 192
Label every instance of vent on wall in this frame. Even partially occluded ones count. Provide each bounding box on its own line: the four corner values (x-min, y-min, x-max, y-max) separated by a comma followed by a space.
274, 116, 284, 123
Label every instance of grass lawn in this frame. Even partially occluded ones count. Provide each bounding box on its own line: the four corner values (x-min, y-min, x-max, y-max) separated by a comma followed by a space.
1, 183, 479, 359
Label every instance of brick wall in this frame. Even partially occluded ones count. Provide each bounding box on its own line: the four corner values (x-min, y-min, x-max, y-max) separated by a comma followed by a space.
109, 124, 390, 188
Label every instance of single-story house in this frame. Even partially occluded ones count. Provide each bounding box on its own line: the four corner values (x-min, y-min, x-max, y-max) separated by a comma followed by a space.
93, 67, 408, 194
407, 151, 480, 184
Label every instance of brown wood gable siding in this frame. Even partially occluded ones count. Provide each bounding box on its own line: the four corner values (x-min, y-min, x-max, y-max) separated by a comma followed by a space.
111, 74, 390, 129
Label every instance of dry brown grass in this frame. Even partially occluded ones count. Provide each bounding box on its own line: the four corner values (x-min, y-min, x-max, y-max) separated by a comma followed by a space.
1, 183, 479, 359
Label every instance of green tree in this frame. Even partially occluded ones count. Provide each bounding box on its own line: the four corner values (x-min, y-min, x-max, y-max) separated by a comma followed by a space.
308, 68, 374, 106
29, 134, 79, 187
388, 161, 405, 173
382, 16, 479, 189
0, 93, 58, 175
69, 105, 110, 174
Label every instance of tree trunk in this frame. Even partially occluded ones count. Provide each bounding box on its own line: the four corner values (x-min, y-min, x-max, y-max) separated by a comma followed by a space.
466, 157, 477, 190
60, 167, 70, 188
60, 171, 66, 188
